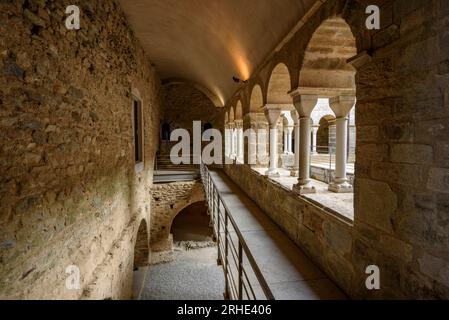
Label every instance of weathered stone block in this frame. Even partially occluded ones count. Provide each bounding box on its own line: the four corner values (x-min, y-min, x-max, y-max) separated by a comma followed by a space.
391, 144, 433, 164
357, 144, 388, 161
355, 178, 397, 233
415, 118, 449, 144
323, 221, 352, 255
427, 168, 449, 193
418, 253, 449, 286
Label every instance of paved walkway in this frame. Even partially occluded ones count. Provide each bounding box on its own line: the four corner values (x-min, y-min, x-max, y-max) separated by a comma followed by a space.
209, 169, 347, 300
140, 245, 225, 300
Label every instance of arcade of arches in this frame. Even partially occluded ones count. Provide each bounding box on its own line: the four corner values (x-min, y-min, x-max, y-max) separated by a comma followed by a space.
0, 0, 448, 300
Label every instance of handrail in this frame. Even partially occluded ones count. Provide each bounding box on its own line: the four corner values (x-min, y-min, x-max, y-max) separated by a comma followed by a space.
200, 162, 275, 300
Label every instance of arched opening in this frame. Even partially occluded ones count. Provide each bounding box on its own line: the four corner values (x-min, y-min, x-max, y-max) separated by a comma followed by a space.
267, 63, 292, 104
133, 219, 149, 299
203, 122, 213, 132
249, 84, 264, 112
161, 122, 171, 141
297, 16, 356, 215
259, 63, 293, 176
316, 115, 336, 154
170, 201, 212, 242
299, 17, 356, 91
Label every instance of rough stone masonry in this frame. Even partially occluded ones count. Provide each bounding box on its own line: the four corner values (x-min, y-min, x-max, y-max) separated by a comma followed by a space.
0, 0, 162, 299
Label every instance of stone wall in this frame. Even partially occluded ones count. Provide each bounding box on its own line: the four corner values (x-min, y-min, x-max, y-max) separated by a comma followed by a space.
224, 0, 449, 299
150, 181, 205, 263
0, 0, 163, 299
161, 83, 225, 150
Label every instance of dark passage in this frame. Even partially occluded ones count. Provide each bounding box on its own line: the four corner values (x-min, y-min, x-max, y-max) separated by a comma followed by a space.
171, 201, 213, 242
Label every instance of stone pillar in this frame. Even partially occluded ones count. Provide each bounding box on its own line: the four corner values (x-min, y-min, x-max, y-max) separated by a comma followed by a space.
235, 119, 244, 163
328, 96, 356, 193
287, 126, 293, 154
229, 122, 236, 160
312, 126, 318, 154
224, 124, 230, 157
292, 94, 318, 194
243, 113, 258, 167
264, 108, 281, 177
290, 110, 300, 177
283, 129, 289, 154
257, 119, 270, 168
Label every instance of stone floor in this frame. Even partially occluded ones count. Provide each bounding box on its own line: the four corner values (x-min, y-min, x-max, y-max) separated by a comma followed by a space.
140, 245, 225, 300
253, 167, 354, 221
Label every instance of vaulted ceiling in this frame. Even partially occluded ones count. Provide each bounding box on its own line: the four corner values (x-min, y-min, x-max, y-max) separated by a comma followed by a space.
118, 0, 317, 107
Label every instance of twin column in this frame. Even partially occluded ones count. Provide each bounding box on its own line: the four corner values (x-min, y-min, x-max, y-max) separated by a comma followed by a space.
290, 93, 355, 194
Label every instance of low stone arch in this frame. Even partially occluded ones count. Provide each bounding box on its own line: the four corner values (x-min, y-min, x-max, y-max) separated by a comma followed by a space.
150, 181, 205, 263
316, 115, 336, 154
170, 200, 213, 241
298, 16, 357, 94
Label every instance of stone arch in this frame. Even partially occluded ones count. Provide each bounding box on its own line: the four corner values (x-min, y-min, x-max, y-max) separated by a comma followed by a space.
249, 84, 264, 113
133, 219, 149, 269
299, 17, 357, 93
267, 63, 292, 104
316, 115, 336, 153
235, 101, 243, 120
224, 111, 229, 124
170, 201, 212, 242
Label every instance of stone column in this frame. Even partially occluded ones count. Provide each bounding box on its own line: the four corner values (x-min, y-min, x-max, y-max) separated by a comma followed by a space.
312, 126, 318, 154
287, 126, 293, 154
224, 124, 230, 157
292, 94, 318, 194
264, 108, 281, 177
290, 110, 300, 177
283, 128, 289, 154
257, 119, 270, 168
328, 96, 356, 193
229, 122, 236, 160
235, 119, 244, 163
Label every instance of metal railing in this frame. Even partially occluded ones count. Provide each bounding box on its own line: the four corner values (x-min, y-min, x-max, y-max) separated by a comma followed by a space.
310, 145, 356, 170
200, 163, 275, 300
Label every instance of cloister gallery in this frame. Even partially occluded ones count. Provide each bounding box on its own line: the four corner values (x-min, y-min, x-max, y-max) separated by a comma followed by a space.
0, 0, 448, 301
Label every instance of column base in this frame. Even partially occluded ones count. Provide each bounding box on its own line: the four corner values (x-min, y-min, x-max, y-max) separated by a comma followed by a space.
328, 182, 353, 193
265, 168, 280, 178
290, 169, 299, 177
293, 182, 316, 195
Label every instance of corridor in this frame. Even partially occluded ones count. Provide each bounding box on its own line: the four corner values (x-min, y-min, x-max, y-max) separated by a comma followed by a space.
0, 0, 448, 301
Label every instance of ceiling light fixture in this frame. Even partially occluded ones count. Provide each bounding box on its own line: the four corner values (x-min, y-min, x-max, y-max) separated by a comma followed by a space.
232, 76, 248, 84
